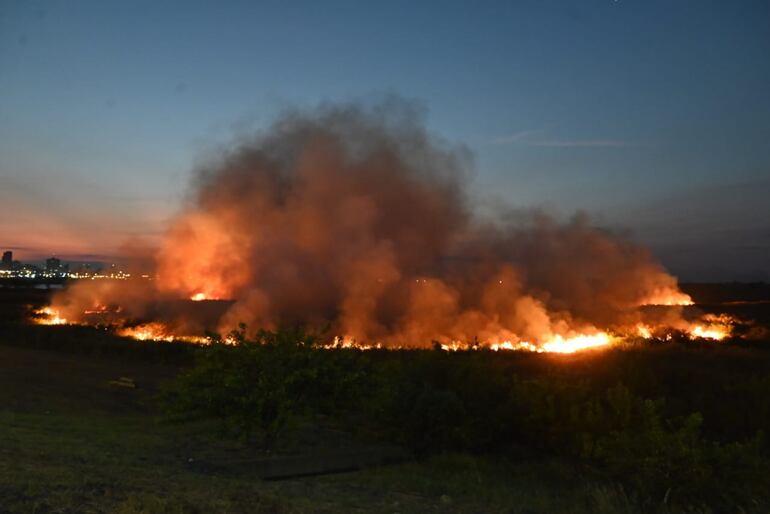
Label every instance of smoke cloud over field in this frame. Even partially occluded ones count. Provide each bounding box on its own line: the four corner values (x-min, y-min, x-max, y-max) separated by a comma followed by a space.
52, 100, 691, 346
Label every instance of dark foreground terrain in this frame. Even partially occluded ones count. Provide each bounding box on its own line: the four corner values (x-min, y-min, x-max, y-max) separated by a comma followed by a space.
1, 344, 665, 514
1, 285, 770, 513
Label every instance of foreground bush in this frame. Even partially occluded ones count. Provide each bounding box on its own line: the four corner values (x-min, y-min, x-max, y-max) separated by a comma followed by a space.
511, 379, 769, 508
163, 325, 367, 445
365, 351, 512, 453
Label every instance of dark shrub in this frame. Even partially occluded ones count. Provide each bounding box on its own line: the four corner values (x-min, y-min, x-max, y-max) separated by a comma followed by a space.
163, 325, 367, 446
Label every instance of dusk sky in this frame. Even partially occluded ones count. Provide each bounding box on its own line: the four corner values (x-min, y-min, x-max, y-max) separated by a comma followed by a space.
2, 0, 769, 281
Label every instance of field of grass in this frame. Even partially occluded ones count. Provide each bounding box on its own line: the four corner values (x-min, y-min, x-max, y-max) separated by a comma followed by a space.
0, 343, 662, 514
2, 286, 770, 513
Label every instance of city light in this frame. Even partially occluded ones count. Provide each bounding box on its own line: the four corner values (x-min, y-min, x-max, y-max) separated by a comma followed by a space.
0, 250, 152, 284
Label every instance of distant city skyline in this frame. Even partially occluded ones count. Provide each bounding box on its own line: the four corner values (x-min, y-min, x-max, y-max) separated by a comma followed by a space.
2, 1, 769, 281
0, 248, 126, 270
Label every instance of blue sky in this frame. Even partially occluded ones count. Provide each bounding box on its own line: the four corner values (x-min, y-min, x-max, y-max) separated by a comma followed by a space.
1, 0, 769, 280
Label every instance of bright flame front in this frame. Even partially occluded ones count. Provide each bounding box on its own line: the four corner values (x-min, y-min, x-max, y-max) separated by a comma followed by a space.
29, 299, 738, 353
117, 322, 176, 342
34, 307, 68, 325
488, 332, 614, 354
540, 332, 614, 353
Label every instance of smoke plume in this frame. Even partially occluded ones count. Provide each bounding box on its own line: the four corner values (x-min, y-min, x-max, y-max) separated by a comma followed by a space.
53, 100, 690, 346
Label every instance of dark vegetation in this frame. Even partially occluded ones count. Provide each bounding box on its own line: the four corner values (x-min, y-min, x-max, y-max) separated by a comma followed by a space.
163, 326, 770, 512
2, 286, 770, 513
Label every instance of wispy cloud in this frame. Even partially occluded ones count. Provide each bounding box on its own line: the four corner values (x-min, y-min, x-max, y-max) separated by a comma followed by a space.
489, 130, 630, 148
489, 130, 540, 145
525, 139, 629, 148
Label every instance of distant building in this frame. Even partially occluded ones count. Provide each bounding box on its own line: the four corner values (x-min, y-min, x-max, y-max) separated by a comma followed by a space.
1, 251, 12, 270
46, 257, 61, 273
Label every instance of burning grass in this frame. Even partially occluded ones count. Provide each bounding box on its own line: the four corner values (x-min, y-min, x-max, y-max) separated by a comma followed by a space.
30, 301, 739, 354
33, 306, 69, 325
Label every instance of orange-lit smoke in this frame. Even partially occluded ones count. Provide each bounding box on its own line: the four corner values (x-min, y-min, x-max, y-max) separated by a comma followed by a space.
44, 100, 709, 349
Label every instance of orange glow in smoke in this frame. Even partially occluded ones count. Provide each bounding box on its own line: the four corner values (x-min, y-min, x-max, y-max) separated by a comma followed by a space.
640, 288, 694, 306
155, 212, 246, 302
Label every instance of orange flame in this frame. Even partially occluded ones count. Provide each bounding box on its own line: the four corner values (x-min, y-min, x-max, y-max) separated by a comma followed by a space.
34, 307, 68, 325
117, 322, 176, 342
540, 332, 614, 353
689, 325, 729, 340
323, 336, 382, 350
487, 331, 614, 353
636, 324, 653, 338
29, 295, 738, 353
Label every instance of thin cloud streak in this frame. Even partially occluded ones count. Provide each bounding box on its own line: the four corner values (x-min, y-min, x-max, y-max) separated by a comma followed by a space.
526, 139, 629, 148
489, 130, 540, 145
490, 130, 630, 148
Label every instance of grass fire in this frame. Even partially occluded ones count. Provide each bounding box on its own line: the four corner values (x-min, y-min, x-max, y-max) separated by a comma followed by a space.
29, 103, 739, 353
4, 1, 770, 511
7, 96, 769, 513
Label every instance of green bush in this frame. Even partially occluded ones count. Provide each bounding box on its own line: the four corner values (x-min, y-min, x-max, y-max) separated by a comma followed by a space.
162, 325, 368, 446
510, 378, 769, 508
366, 351, 513, 454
